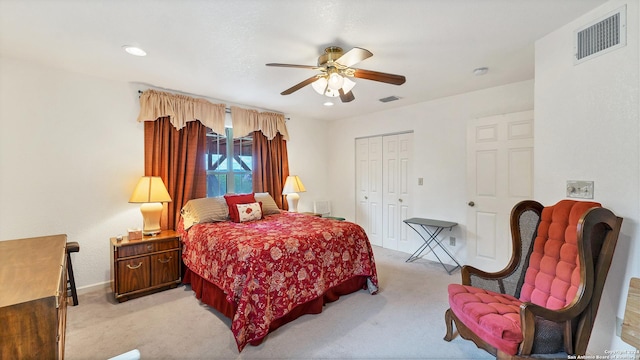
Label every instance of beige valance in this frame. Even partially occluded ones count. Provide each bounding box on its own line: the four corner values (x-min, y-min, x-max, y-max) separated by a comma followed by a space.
231, 106, 289, 141
137, 89, 226, 134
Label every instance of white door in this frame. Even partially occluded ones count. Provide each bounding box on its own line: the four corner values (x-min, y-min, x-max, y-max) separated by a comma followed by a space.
395, 133, 413, 253
466, 110, 534, 272
355, 138, 370, 235
382, 133, 413, 251
355, 137, 383, 246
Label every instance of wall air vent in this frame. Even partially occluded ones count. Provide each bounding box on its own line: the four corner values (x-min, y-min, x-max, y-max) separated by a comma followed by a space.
574, 5, 626, 64
379, 96, 400, 103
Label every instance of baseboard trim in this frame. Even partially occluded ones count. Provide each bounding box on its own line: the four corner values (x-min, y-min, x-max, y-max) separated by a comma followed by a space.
77, 281, 110, 295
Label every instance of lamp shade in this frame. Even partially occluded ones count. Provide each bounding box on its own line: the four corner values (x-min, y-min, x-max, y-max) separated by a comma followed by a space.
129, 176, 171, 236
282, 175, 306, 194
129, 176, 172, 203
311, 76, 356, 98
328, 72, 345, 90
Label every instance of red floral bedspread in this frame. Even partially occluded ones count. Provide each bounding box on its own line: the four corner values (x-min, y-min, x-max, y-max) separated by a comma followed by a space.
180, 212, 378, 351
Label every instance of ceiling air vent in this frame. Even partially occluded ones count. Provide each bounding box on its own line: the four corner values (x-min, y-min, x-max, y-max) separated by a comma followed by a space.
379, 96, 400, 103
574, 5, 626, 64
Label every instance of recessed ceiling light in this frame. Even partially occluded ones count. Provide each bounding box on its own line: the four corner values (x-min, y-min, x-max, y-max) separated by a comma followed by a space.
473, 67, 489, 76
122, 45, 147, 57
323, 101, 334, 107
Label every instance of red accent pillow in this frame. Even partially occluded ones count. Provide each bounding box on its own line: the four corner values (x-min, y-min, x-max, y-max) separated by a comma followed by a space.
224, 193, 256, 222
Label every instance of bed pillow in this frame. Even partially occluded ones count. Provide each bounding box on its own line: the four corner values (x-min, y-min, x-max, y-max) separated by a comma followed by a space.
254, 192, 281, 215
181, 196, 229, 230
224, 193, 256, 222
237, 202, 263, 222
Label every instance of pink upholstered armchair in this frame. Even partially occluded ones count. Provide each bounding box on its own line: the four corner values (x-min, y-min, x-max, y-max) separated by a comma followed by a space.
444, 200, 622, 359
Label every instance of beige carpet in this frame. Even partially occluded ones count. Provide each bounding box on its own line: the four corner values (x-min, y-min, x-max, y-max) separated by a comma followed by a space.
65, 246, 493, 360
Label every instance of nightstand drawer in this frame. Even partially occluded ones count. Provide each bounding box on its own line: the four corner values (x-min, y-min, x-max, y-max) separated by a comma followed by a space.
151, 250, 180, 286
117, 239, 179, 258
117, 257, 151, 294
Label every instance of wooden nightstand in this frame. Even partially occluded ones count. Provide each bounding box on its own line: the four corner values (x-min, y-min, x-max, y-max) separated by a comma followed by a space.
110, 230, 181, 302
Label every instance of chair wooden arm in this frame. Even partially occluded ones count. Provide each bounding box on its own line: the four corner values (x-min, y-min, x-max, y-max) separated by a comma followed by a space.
520, 302, 580, 325
518, 302, 579, 356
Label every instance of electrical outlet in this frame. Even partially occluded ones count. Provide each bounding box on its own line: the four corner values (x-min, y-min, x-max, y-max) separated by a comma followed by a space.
449, 236, 456, 246
418, 177, 424, 186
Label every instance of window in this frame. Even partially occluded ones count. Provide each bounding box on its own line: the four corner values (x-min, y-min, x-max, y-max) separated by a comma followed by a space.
206, 128, 252, 197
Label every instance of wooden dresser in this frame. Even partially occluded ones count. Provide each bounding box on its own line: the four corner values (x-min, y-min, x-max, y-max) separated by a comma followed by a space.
0, 234, 68, 359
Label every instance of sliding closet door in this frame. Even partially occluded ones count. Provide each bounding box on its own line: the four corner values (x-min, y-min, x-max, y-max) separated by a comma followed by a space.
355, 137, 383, 246
356, 132, 412, 251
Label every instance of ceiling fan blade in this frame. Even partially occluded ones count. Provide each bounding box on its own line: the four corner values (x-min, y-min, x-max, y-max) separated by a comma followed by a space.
281, 76, 319, 95
266, 63, 322, 70
339, 88, 355, 103
352, 69, 406, 85
336, 47, 373, 67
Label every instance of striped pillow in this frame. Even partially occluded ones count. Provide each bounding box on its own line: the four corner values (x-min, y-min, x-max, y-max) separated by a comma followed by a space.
181, 196, 229, 230
254, 192, 281, 215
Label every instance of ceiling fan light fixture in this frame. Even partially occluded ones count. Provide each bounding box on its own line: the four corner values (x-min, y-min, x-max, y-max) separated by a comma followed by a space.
311, 76, 355, 98
341, 77, 356, 94
267, 45, 405, 103
311, 77, 329, 95
324, 88, 340, 98
327, 72, 344, 90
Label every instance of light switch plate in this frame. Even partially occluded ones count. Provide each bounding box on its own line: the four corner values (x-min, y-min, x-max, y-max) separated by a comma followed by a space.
566, 180, 594, 199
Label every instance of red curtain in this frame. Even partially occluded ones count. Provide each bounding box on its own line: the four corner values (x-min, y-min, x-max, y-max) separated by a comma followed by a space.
144, 117, 208, 230
252, 131, 289, 210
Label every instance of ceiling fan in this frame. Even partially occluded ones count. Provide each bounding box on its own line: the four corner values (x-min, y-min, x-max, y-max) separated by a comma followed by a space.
266, 46, 406, 103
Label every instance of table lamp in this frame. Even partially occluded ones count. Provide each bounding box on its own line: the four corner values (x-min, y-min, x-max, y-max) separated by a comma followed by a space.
282, 175, 306, 212
129, 176, 172, 235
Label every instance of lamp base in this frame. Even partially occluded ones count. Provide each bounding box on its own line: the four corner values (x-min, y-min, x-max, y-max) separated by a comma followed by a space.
140, 202, 163, 236
286, 193, 300, 212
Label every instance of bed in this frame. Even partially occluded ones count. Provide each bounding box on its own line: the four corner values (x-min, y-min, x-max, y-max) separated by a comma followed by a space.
178, 193, 378, 351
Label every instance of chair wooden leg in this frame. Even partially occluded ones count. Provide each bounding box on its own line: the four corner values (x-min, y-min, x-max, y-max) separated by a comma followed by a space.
444, 308, 456, 341
67, 251, 78, 306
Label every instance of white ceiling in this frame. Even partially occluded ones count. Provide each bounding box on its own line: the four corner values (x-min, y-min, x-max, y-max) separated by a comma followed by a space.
0, 0, 607, 121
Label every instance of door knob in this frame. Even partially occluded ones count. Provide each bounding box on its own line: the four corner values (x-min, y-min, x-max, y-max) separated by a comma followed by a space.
399, 198, 403, 203
468, 201, 475, 207
364, 196, 368, 200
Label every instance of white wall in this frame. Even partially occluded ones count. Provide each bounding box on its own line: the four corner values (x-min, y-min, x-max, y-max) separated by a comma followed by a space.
535, 0, 639, 354
0, 56, 144, 289
326, 80, 534, 262
0, 56, 329, 289
284, 114, 329, 213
